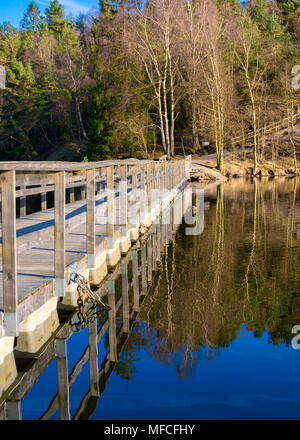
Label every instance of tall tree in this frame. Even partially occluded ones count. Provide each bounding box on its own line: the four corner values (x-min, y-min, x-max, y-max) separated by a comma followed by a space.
85, 81, 116, 160
21, 1, 44, 33
45, 0, 66, 36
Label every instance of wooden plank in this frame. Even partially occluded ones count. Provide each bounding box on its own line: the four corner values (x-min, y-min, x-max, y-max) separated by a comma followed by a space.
0, 160, 127, 172
1, 170, 18, 336
54, 172, 65, 297
15, 173, 54, 187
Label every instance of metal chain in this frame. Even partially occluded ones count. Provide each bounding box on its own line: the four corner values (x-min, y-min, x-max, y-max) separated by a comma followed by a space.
69, 272, 111, 333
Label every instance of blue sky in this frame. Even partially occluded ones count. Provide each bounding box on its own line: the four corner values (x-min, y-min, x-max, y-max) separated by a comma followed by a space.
0, 0, 99, 27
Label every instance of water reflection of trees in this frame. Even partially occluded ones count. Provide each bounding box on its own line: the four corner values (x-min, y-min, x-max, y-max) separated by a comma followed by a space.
118, 178, 300, 379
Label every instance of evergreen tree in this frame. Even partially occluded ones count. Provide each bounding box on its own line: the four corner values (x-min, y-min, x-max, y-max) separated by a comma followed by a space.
45, 0, 65, 36
99, 0, 113, 14
21, 1, 44, 33
85, 81, 116, 160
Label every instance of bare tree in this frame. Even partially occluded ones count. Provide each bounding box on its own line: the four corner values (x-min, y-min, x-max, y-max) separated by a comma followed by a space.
126, 0, 181, 158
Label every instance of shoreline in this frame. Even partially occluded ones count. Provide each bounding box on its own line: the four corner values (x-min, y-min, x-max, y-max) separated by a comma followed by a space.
192, 155, 300, 180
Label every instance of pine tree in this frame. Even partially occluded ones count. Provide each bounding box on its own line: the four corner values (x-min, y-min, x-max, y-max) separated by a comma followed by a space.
21, 1, 44, 33
45, 0, 65, 36
99, 0, 112, 13
85, 81, 116, 160
99, 0, 116, 16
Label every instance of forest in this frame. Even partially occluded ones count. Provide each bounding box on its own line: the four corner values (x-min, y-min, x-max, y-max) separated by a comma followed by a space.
1, 0, 300, 169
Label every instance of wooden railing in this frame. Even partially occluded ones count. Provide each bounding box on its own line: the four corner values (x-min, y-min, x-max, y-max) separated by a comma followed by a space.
230, 112, 300, 147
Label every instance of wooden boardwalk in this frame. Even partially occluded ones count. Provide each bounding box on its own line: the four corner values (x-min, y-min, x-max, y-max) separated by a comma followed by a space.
0, 158, 191, 337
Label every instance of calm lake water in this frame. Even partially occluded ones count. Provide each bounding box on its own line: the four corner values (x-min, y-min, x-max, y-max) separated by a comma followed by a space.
3, 177, 300, 420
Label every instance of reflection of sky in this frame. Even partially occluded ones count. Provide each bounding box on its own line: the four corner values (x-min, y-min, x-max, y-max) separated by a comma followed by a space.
20, 321, 300, 420
89, 325, 300, 420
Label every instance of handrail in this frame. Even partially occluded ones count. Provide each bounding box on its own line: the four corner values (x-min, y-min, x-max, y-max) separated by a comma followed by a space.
230, 112, 300, 146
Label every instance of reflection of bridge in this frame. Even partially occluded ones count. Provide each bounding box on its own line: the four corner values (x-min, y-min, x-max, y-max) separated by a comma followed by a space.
0, 195, 190, 420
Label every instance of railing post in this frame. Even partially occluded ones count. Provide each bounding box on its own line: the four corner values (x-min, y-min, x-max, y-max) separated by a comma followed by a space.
20, 187, 26, 217
146, 162, 152, 197
69, 187, 75, 203
96, 181, 101, 196
185, 155, 191, 179
163, 162, 168, 195
131, 164, 137, 203
41, 191, 47, 211
146, 162, 152, 219
1, 170, 18, 336
86, 168, 96, 268
54, 171, 65, 297
139, 164, 147, 220
150, 162, 157, 215
106, 166, 115, 248
81, 185, 85, 201
173, 162, 177, 188
119, 164, 127, 237
157, 162, 163, 210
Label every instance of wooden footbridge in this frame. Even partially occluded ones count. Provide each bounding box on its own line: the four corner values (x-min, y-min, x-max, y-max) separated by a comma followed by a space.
0, 157, 191, 341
